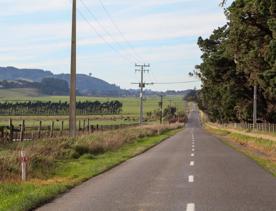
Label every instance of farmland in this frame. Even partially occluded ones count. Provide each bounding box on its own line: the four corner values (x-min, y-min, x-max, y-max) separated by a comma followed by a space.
0, 93, 186, 142
0, 94, 185, 115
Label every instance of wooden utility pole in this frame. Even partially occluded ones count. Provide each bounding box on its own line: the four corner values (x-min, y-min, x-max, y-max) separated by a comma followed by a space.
135, 64, 150, 124
69, 0, 77, 137
159, 95, 164, 124
253, 85, 257, 129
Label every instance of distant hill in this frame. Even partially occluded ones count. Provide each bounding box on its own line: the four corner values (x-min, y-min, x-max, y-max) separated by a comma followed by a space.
0, 66, 52, 81
0, 66, 123, 96
0, 66, 193, 97
54, 74, 122, 96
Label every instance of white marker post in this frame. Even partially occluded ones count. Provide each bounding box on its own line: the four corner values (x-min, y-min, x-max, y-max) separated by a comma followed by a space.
20, 150, 27, 181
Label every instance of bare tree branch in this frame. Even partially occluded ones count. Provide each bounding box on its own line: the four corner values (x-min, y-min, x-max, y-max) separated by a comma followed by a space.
219, 0, 227, 7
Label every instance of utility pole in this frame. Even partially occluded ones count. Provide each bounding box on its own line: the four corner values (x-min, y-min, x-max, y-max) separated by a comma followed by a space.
135, 64, 150, 124
159, 95, 164, 124
69, 0, 77, 137
253, 85, 257, 130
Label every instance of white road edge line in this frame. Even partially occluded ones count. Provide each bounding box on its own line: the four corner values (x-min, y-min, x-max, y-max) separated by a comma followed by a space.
189, 175, 194, 182
186, 203, 195, 211
190, 161, 194, 166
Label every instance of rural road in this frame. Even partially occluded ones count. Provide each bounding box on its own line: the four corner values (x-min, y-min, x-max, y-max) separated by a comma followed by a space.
37, 111, 276, 211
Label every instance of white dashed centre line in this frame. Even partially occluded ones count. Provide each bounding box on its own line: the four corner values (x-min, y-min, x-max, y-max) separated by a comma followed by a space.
192, 148, 195, 152
186, 203, 195, 211
190, 161, 194, 166
189, 175, 194, 183
191, 153, 194, 157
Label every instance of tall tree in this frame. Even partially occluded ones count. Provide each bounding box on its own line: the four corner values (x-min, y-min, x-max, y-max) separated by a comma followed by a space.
196, 0, 276, 123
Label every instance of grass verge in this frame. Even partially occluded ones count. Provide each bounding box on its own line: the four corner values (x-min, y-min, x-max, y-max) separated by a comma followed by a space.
0, 126, 182, 211
205, 126, 276, 177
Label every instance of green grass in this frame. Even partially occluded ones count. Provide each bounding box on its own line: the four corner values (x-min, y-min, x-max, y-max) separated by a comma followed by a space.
0, 95, 185, 116
0, 88, 42, 99
0, 128, 181, 211
0, 95, 185, 128
206, 126, 276, 177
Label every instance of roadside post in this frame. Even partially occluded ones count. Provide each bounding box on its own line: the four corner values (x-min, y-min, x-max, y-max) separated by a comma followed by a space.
20, 150, 27, 181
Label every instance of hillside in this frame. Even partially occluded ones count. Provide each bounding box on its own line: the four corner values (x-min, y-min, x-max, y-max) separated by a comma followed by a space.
0, 66, 192, 97
0, 88, 42, 99
0, 66, 123, 96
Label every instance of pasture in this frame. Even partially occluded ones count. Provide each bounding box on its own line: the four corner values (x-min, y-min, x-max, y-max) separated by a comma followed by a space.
0, 94, 185, 128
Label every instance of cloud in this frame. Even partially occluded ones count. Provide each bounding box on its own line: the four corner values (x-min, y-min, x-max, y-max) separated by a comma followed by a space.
0, 0, 226, 90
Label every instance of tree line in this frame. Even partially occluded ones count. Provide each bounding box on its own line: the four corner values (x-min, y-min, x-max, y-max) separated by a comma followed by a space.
0, 100, 123, 116
195, 0, 275, 123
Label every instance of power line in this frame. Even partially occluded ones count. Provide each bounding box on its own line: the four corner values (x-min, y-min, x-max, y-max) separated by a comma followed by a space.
97, 0, 145, 62
77, 8, 134, 64
152, 81, 200, 84
131, 80, 200, 85
79, 0, 139, 63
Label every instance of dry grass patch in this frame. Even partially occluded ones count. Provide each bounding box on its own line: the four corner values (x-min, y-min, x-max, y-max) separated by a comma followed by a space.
0, 123, 182, 182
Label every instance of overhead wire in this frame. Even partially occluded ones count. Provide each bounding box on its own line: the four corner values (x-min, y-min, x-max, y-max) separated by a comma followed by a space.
76, 8, 135, 64
79, 0, 140, 64
97, 0, 145, 62
152, 81, 200, 84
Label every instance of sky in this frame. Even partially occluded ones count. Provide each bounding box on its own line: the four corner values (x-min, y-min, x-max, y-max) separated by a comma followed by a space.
0, 0, 232, 91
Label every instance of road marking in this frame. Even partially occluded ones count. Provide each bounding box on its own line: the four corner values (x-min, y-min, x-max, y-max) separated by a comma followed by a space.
192, 148, 195, 152
190, 161, 194, 166
189, 175, 194, 183
191, 153, 194, 157
186, 203, 195, 211
192, 145, 195, 148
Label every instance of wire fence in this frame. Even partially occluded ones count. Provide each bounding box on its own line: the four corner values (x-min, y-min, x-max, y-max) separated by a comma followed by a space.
217, 122, 276, 134
0, 119, 140, 144
199, 111, 276, 134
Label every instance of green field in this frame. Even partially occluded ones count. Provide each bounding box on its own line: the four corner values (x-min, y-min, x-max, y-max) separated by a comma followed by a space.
0, 91, 185, 127
0, 93, 185, 115
0, 88, 42, 99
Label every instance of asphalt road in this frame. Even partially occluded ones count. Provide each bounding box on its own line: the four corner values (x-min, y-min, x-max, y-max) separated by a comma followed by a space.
37, 111, 276, 211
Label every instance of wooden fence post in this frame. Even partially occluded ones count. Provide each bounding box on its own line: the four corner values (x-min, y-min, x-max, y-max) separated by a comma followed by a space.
79, 120, 81, 131
60, 121, 64, 136
83, 120, 86, 133
9, 119, 14, 142
0, 127, 4, 143
50, 121, 54, 138
87, 119, 90, 132
38, 121, 42, 139
20, 120, 25, 142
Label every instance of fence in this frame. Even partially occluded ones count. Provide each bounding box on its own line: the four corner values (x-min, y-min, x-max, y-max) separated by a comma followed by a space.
0, 119, 140, 143
199, 111, 276, 134
218, 122, 276, 134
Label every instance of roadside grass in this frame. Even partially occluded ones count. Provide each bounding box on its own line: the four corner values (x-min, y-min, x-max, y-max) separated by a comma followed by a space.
206, 126, 276, 177
0, 125, 182, 211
